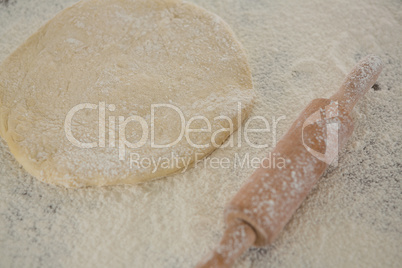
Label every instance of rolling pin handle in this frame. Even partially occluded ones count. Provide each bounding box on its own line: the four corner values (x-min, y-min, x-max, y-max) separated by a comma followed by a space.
196, 220, 256, 268
330, 55, 383, 115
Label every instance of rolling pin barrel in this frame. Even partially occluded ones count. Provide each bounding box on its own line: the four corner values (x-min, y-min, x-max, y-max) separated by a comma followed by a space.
225, 99, 355, 247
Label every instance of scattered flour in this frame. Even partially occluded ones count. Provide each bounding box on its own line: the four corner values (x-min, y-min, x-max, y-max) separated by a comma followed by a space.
0, 0, 401, 267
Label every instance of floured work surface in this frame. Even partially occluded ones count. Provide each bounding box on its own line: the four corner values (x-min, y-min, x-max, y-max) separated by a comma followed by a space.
0, 0, 401, 267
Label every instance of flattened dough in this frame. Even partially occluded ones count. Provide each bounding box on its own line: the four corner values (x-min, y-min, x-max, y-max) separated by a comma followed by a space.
0, 0, 254, 187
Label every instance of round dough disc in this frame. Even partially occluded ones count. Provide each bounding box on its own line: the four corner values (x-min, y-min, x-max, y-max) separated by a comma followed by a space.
0, 0, 254, 187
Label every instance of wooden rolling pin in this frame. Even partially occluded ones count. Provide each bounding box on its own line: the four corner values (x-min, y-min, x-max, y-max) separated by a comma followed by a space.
196, 55, 383, 268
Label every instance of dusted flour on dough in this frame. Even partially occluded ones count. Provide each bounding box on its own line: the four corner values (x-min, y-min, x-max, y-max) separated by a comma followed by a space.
0, 0, 401, 267
0, 0, 254, 187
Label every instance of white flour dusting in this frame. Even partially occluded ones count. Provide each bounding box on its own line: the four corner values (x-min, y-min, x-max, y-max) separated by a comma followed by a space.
0, 0, 401, 267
